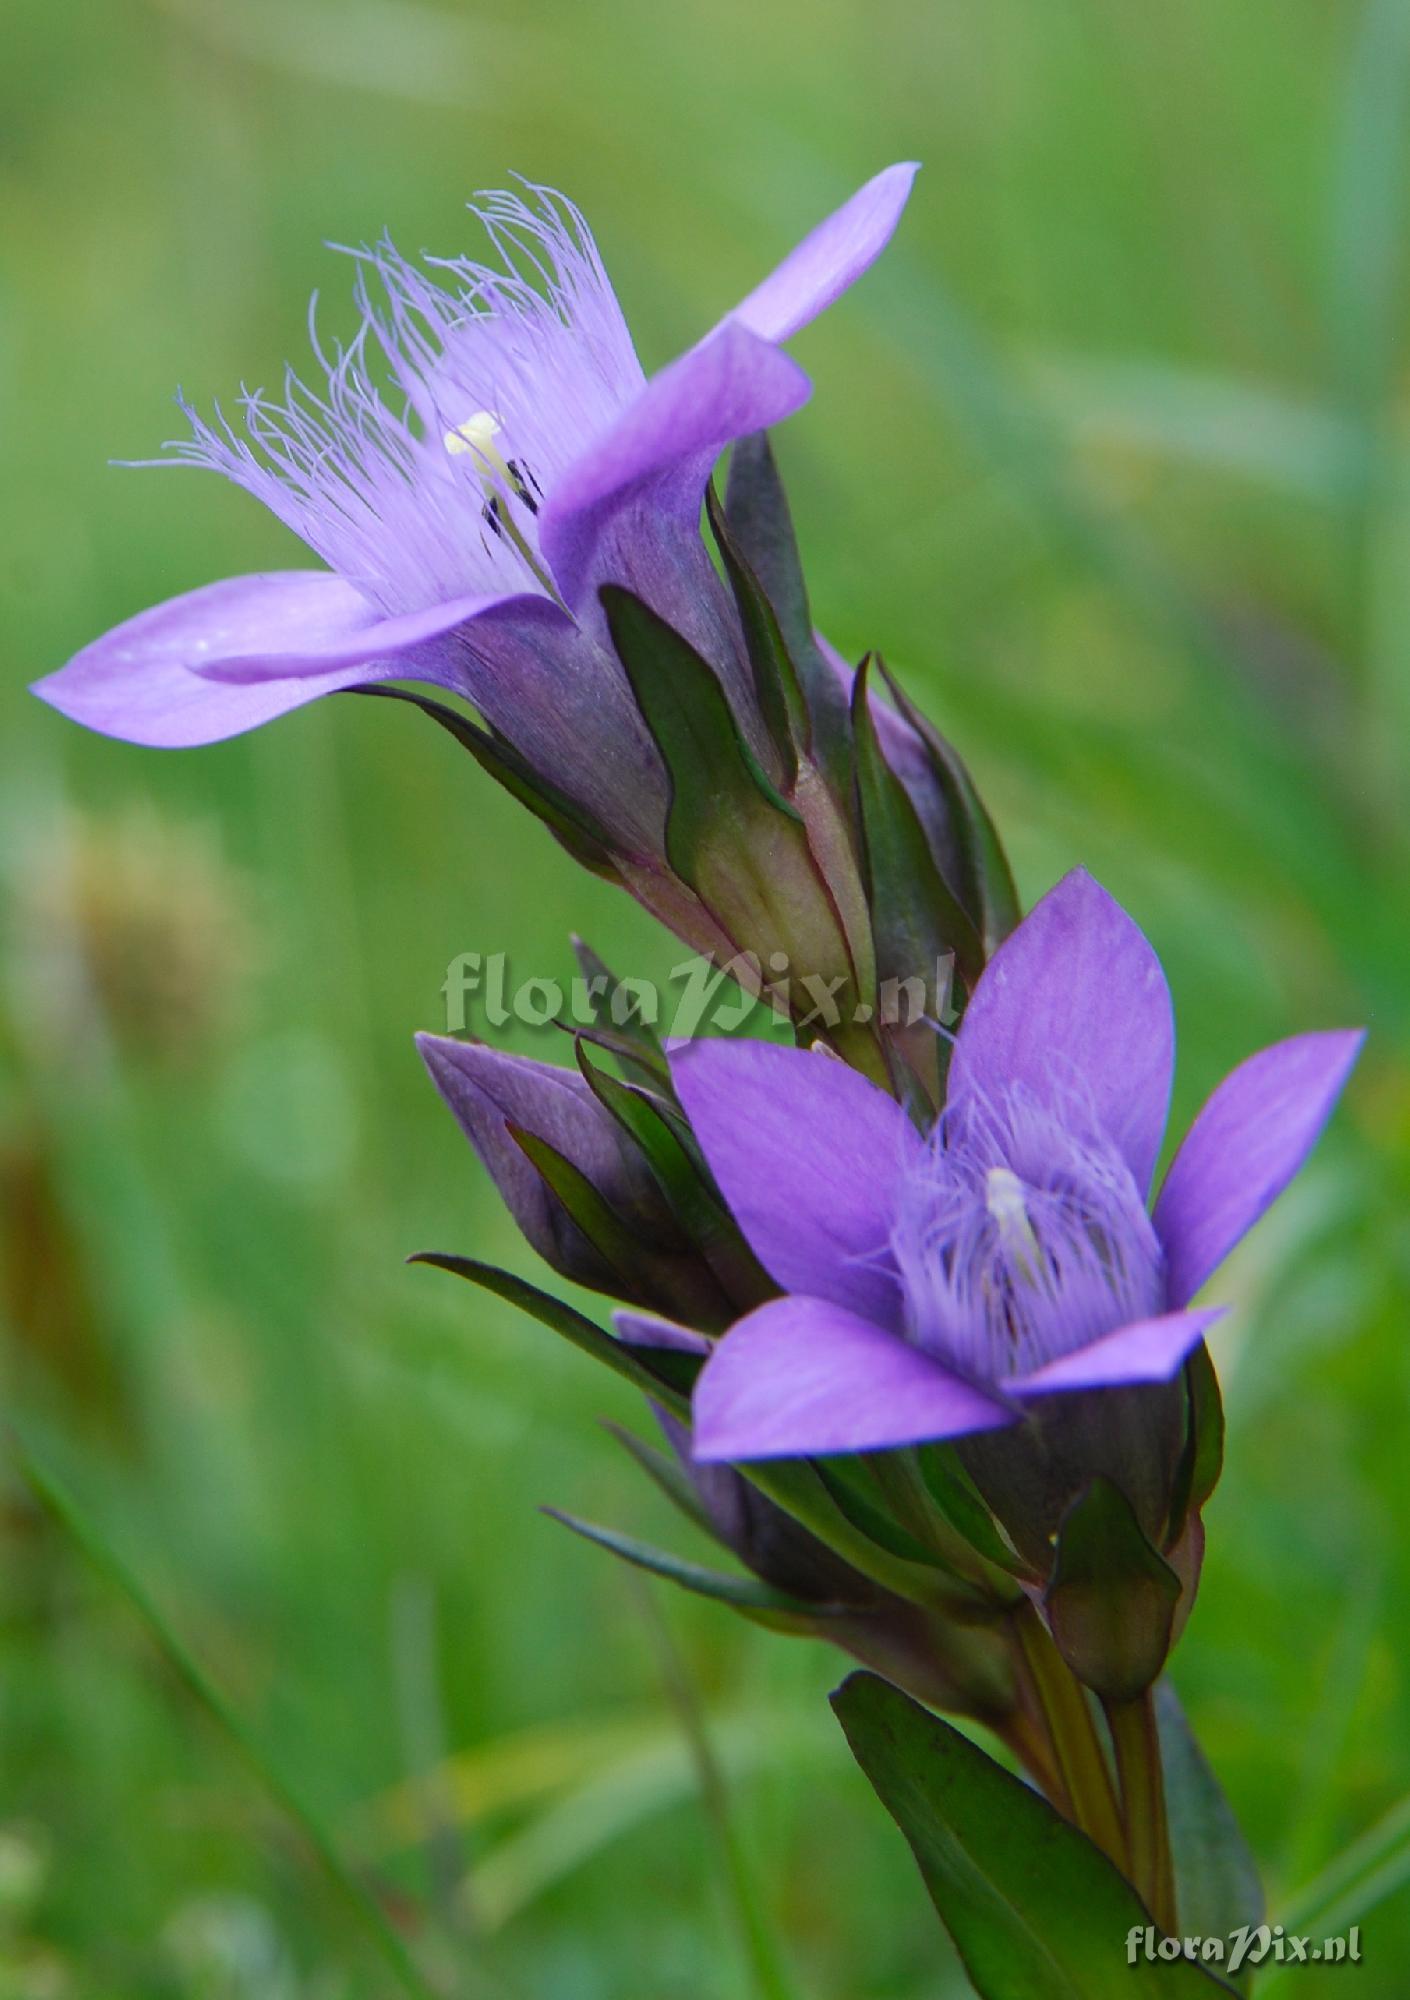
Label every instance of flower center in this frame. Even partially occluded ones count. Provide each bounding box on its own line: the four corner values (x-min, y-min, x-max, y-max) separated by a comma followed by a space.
891, 1088, 1165, 1385
443, 408, 553, 590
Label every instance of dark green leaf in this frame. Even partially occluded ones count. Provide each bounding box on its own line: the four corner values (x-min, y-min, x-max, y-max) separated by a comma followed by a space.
1167, 1344, 1226, 1544
832, 1673, 1233, 1998
916, 1443, 1029, 1577
1156, 1681, 1264, 1986
1045, 1477, 1182, 1701
507, 1123, 667, 1292
408, 1252, 689, 1417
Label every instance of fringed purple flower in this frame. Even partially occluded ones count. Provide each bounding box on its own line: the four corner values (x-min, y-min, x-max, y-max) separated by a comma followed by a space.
669, 868, 1363, 1461
33, 167, 917, 862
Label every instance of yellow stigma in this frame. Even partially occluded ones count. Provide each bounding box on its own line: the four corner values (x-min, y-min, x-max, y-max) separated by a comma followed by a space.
444, 410, 513, 484
985, 1167, 1043, 1284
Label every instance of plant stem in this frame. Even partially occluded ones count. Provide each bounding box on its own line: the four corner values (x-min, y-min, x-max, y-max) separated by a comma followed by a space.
1011, 1602, 1126, 1870
1106, 1690, 1177, 1934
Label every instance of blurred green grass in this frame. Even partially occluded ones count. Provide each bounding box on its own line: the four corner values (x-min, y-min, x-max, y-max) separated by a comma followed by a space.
1, 0, 1408, 1991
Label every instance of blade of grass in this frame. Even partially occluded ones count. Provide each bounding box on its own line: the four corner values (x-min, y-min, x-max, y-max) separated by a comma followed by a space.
7, 1428, 446, 2000
631, 1573, 804, 2000
1259, 1793, 1410, 1991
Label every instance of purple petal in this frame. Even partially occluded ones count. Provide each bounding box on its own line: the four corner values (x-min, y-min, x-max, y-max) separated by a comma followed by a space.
612, 1309, 711, 1356
948, 868, 1174, 1195
32, 571, 522, 749
539, 320, 811, 617
725, 163, 920, 344
1006, 1307, 1225, 1397
416, 1034, 658, 1284
692, 1294, 1014, 1461
668, 1039, 920, 1327
1153, 1030, 1364, 1306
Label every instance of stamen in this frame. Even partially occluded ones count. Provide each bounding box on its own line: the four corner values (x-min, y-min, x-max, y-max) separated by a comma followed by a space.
984, 1166, 1043, 1286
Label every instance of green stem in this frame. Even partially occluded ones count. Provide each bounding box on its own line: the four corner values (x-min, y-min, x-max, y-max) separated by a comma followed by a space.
1012, 1602, 1126, 1870
8, 1430, 447, 2000
1106, 1692, 1177, 1934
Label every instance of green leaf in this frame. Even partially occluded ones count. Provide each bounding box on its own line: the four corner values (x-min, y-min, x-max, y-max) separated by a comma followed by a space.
1045, 1478, 1182, 1701
1155, 1682, 1264, 1988
851, 655, 985, 991
545, 1510, 817, 1622
873, 660, 1021, 954
408, 1252, 690, 1418
832, 1673, 1233, 1999
353, 685, 619, 880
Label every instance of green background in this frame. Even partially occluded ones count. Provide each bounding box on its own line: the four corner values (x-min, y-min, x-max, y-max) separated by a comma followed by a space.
1, 0, 1407, 1992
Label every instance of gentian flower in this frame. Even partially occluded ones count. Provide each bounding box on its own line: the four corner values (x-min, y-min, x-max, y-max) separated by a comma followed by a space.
33, 168, 917, 864
669, 868, 1362, 1466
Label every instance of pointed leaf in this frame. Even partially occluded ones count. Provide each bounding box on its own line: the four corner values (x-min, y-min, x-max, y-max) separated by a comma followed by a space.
408, 1252, 690, 1417
832, 1672, 1234, 1998
602, 1421, 719, 1539
1155, 1682, 1264, 1987
1167, 1344, 1225, 1547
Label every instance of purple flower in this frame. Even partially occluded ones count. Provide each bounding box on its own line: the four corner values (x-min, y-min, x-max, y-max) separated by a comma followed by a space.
669, 868, 1363, 1463
33, 168, 916, 862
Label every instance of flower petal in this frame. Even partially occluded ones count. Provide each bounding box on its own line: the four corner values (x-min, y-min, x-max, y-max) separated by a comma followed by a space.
1153, 1030, 1364, 1306
948, 867, 1175, 1195
539, 320, 811, 617
32, 571, 523, 749
692, 1294, 1014, 1461
725, 163, 921, 344
416, 1033, 657, 1287
668, 1039, 920, 1327
612, 1309, 711, 1356
1006, 1307, 1225, 1397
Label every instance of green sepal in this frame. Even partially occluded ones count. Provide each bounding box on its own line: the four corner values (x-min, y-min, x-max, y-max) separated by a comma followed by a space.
832, 1673, 1234, 1998
353, 685, 620, 880
706, 481, 808, 780
544, 1509, 819, 1626
1166, 1343, 1225, 1548
1155, 1682, 1264, 1990
506, 1122, 671, 1281
569, 936, 672, 1091
601, 1421, 717, 1540
724, 432, 853, 793
852, 655, 985, 992
873, 659, 1021, 955
815, 1456, 948, 1569
1045, 1477, 1182, 1702
407, 1252, 691, 1418
602, 586, 867, 1016
916, 1443, 1030, 1578
574, 1042, 771, 1317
